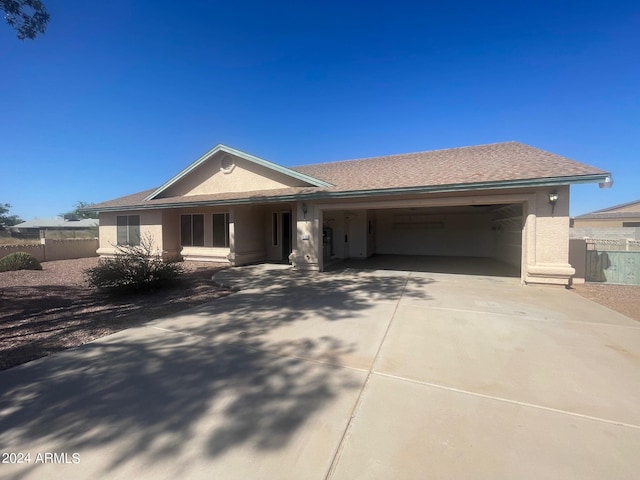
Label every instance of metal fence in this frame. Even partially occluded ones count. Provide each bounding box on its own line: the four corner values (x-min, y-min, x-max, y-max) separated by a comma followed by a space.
585, 240, 640, 285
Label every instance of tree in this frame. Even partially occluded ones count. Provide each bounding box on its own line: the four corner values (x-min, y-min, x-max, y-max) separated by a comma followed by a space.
1, 0, 49, 40
62, 201, 99, 220
0, 203, 23, 227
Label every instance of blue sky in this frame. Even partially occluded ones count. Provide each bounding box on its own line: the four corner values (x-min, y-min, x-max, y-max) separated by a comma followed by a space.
1, 0, 638, 219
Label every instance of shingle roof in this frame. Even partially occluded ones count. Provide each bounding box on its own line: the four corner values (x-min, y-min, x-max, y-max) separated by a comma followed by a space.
88, 141, 609, 211
575, 212, 640, 220
574, 199, 640, 219
291, 142, 606, 191
12, 218, 99, 229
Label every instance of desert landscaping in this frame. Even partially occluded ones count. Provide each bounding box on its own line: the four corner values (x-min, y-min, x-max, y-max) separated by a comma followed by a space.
0, 258, 229, 371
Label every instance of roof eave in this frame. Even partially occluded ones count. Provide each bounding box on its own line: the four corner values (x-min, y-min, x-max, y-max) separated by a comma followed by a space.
302, 173, 611, 201
89, 173, 610, 213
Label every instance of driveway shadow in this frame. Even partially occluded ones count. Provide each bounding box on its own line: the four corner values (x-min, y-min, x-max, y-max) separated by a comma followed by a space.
0, 330, 361, 478
0, 269, 433, 478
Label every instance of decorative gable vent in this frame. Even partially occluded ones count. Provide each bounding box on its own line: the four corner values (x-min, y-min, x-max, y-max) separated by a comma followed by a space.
220, 154, 235, 173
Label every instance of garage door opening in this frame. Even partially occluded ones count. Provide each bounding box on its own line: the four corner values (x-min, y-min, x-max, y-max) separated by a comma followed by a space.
323, 203, 523, 278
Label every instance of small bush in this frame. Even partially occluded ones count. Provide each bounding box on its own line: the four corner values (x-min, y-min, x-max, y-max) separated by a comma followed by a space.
85, 236, 184, 294
0, 252, 43, 272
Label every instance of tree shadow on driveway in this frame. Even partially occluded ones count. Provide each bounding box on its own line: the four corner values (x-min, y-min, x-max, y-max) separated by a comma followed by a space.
0, 271, 434, 478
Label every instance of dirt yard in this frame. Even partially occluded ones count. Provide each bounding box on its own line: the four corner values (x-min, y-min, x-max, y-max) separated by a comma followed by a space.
0, 257, 230, 371
570, 283, 640, 321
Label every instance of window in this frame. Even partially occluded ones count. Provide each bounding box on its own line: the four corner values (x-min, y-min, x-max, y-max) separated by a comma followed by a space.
213, 213, 230, 248
116, 215, 140, 246
272, 213, 279, 246
181, 214, 204, 246
623, 222, 640, 227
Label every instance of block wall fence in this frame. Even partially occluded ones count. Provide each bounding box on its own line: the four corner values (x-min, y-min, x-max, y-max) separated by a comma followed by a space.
0, 238, 99, 263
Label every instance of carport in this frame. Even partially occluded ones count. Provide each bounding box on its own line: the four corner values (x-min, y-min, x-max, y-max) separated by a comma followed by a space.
317, 194, 526, 279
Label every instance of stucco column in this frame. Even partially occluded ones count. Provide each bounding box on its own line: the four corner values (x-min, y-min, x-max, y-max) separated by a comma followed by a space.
291, 201, 321, 271
524, 186, 575, 285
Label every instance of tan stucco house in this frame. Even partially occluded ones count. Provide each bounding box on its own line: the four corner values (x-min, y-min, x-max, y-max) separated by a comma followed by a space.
87, 141, 611, 286
572, 199, 640, 228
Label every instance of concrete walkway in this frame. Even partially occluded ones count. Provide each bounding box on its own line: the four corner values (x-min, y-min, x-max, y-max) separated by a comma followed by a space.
1, 265, 639, 479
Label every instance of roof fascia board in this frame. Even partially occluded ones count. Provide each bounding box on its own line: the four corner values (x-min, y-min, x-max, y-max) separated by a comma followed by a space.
144, 144, 332, 201
91, 173, 610, 213
309, 173, 611, 200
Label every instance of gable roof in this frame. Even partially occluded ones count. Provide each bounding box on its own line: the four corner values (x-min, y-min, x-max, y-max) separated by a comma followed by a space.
574, 199, 640, 220
144, 144, 332, 201
87, 141, 610, 212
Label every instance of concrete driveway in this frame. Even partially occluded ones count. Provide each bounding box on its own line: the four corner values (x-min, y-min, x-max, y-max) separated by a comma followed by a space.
1, 265, 639, 479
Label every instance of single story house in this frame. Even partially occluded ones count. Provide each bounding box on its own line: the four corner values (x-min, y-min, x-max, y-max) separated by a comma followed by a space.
86, 141, 611, 285
572, 199, 640, 228
10, 217, 99, 238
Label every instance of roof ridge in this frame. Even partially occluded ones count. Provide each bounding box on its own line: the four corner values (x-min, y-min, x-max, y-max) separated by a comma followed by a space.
589, 198, 640, 214
291, 141, 522, 169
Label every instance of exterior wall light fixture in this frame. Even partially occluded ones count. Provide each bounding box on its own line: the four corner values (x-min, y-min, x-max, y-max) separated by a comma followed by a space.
548, 191, 558, 216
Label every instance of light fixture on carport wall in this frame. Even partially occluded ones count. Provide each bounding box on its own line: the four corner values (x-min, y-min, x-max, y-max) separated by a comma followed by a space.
548, 191, 559, 216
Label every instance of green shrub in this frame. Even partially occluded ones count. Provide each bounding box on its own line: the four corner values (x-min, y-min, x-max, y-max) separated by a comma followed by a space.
0, 252, 42, 272
85, 236, 184, 294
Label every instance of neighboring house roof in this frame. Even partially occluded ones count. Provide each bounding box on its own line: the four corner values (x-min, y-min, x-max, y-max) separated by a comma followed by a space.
574, 199, 640, 220
87, 141, 610, 212
11, 218, 99, 229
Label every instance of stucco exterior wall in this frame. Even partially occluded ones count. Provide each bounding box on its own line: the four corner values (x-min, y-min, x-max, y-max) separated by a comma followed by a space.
0, 238, 98, 263
162, 211, 180, 259
232, 205, 267, 265
98, 210, 164, 257
291, 202, 321, 271
374, 208, 493, 257
522, 185, 574, 285
569, 238, 587, 284
97, 185, 579, 285
323, 211, 346, 259
572, 218, 632, 228
161, 155, 309, 198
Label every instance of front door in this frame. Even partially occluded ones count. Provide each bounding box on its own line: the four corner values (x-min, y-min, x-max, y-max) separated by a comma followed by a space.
282, 212, 291, 261
344, 214, 350, 258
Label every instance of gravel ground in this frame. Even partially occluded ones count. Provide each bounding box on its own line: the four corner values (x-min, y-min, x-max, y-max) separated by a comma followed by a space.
1, 258, 638, 371
0, 257, 230, 371
569, 283, 640, 321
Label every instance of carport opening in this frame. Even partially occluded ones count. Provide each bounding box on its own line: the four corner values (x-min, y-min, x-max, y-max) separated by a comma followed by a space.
323, 203, 523, 277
